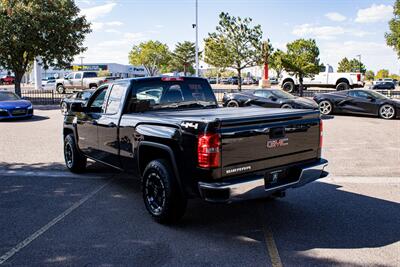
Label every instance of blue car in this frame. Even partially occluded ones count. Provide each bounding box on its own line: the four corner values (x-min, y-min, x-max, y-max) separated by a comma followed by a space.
0, 91, 33, 120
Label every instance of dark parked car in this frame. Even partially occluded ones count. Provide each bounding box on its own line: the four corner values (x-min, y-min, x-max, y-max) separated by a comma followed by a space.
371, 81, 395, 90
223, 89, 318, 110
60, 88, 97, 114
314, 89, 400, 119
0, 91, 33, 120
63, 77, 328, 223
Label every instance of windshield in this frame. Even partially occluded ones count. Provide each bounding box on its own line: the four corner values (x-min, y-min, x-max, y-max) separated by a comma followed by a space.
134, 79, 218, 110
0, 92, 20, 101
368, 90, 388, 100
271, 90, 295, 99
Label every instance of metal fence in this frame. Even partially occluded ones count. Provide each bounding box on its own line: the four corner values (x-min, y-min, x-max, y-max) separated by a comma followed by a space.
21, 89, 69, 105
21, 88, 400, 105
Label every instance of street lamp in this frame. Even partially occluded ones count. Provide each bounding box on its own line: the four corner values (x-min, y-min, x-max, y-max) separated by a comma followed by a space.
194, 0, 199, 77
356, 54, 362, 73
79, 56, 85, 71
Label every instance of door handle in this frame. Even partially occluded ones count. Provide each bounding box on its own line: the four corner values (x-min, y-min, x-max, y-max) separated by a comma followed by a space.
107, 122, 116, 128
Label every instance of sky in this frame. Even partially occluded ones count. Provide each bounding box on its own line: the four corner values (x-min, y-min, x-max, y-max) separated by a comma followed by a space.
76, 0, 399, 74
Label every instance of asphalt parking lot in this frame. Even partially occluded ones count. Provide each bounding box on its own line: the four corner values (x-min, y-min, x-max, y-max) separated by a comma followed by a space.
0, 108, 399, 266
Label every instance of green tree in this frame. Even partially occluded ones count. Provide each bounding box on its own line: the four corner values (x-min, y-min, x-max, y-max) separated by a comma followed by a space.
0, 0, 91, 96
170, 41, 199, 76
204, 12, 263, 90
385, 0, 400, 58
128, 40, 171, 76
376, 69, 390, 79
337, 57, 351, 72
281, 39, 320, 94
269, 50, 285, 78
365, 70, 375, 81
337, 57, 366, 73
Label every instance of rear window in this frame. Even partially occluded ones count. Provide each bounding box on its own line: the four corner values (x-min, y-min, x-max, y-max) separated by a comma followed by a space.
133, 79, 217, 109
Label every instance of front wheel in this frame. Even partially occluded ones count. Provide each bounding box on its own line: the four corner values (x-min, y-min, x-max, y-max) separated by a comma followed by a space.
379, 104, 395, 119
318, 100, 333, 115
64, 134, 87, 173
142, 159, 187, 224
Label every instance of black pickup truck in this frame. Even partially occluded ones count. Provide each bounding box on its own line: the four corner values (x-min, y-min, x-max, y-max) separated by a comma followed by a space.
63, 77, 328, 223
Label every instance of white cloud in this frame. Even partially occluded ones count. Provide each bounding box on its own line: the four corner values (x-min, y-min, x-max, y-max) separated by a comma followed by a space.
90, 21, 124, 31
355, 4, 393, 23
321, 41, 398, 72
292, 24, 373, 40
293, 24, 345, 40
325, 12, 346, 22
80, 3, 117, 21
97, 32, 146, 47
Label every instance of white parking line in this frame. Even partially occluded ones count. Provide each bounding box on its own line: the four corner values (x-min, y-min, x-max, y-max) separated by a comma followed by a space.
321, 176, 400, 184
0, 180, 112, 265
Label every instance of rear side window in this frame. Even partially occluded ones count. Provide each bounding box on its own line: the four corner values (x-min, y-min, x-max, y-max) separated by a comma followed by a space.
83, 72, 97, 78
133, 79, 216, 108
105, 83, 129, 114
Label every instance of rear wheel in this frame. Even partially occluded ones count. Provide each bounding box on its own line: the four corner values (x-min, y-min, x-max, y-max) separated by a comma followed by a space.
336, 82, 349, 91
226, 100, 240, 107
282, 81, 295, 93
56, 84, 65, 94
64, 134, 87, 173
142, 159, 187, 224
280, 103, 293, 109
379, 104, 395, 119
318, 100, 333, 115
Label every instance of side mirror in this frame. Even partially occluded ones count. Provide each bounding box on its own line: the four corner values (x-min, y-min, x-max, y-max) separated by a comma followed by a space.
70, 102, 84, 112
367, 96, 375, 101
269, 96, 278, 101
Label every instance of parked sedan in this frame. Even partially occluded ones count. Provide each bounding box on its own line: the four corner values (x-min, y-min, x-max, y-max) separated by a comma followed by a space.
314, 89, 400, 119
60, 89, 95, 114
222, 89, 318, 110
371, 81, 395, 90
0, 91, 33, 120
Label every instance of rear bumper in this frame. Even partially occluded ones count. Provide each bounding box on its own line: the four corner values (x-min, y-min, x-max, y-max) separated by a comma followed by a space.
198, 159, 328, 203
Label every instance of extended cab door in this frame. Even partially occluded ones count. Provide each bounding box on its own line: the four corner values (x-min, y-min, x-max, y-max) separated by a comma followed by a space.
75, 86, 108, 158
72, 72, 83, 89
96, 81, 131, 168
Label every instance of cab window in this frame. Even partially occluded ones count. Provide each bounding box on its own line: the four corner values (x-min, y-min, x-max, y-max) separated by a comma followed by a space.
88, 89, 107, 113
75, 73, 82, 79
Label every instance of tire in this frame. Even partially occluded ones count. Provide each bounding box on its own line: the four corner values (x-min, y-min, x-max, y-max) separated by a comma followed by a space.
336, 82, 349, 91
280, 103, 293, 109
64, 134, 87, 173
226, 100, 240, 107
60, 102, 68, 114
379, 104, 396, 120
142, 159, 187, 224
282, 81, 295, 93
318, 100, 333, 115
56, 84, 65, 94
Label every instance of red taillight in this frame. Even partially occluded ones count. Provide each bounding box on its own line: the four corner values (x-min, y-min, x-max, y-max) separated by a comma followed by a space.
161, 77, 184, 82
198, 133, 221, 168
319, 119, 323, 148
357, 73, 361, 82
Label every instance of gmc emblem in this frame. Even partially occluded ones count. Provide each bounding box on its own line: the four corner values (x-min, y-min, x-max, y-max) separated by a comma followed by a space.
267, 138, 289, 149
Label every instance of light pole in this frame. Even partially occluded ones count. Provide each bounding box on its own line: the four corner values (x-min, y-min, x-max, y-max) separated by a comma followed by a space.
195, 0, 199, 77
79, 56, 85, 71
356, 54, 362, 73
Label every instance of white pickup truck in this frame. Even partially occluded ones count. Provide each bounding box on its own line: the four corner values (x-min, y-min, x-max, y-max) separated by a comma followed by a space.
281, 64, 365, 92
55, 71, 117, 94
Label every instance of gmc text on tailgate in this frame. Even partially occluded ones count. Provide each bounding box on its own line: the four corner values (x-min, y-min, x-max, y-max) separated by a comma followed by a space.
63, 77, 328, 224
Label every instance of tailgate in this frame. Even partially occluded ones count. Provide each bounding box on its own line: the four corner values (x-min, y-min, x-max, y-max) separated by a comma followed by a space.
220, 110, 321, 177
